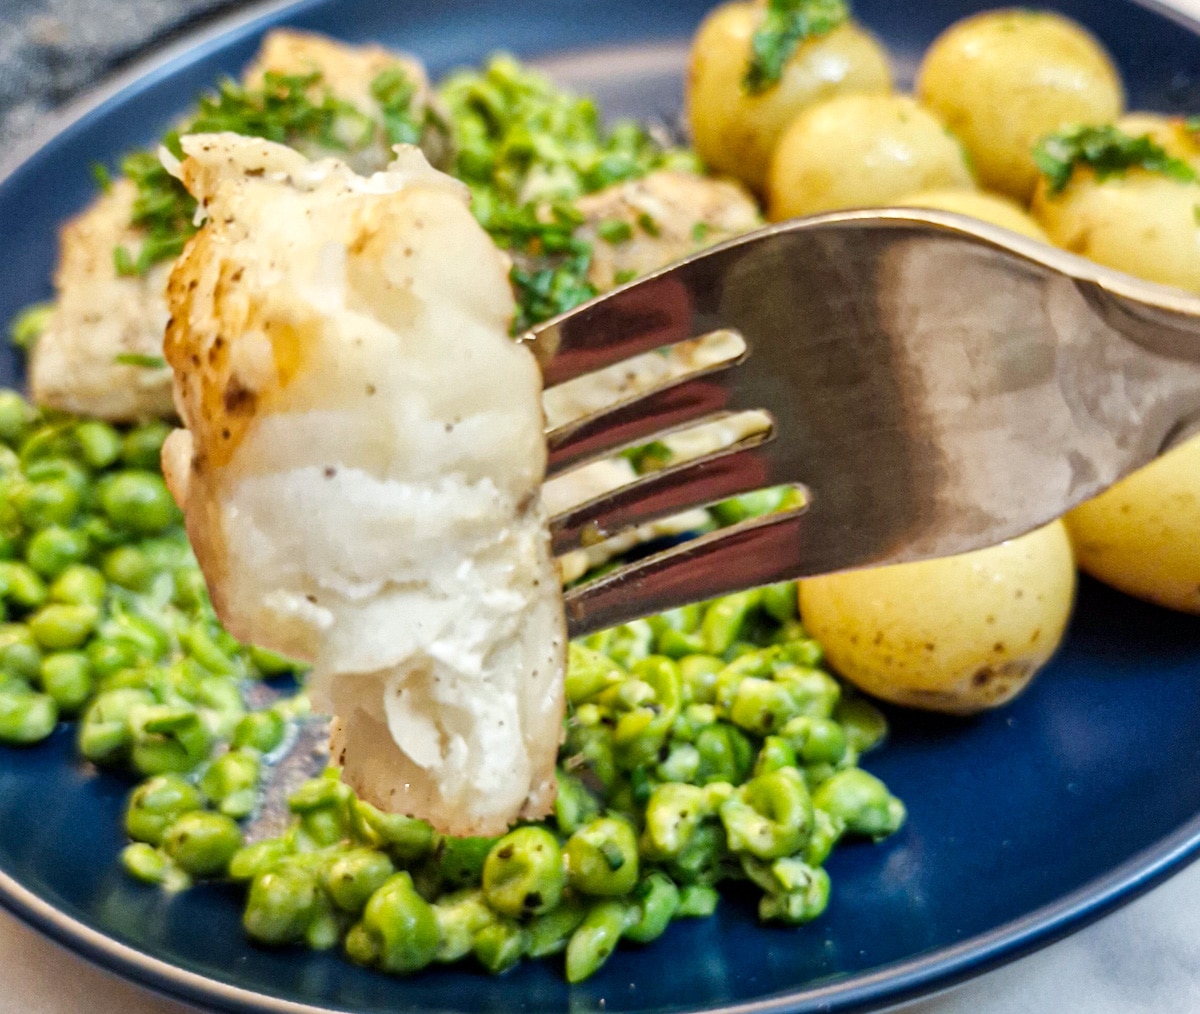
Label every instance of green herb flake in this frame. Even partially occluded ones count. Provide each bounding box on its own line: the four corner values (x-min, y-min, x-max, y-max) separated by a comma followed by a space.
636, 211, 661, 237
1033, 123, 1198, 196
744, 0, 850, 94
114, 353, 168, 369
188, 72, 366, 150
510, 259, 598, 332
92, 163, 114, 193
597, 219, 634, 244
622, 441, 673, 473
691, 221, 711, 243
113, 245, 139, 278
613, 268, 638, 286
8, 302, 53, 353
370, 66, 422, 147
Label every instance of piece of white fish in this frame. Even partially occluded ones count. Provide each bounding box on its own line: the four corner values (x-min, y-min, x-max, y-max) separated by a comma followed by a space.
160, 133, 565, 836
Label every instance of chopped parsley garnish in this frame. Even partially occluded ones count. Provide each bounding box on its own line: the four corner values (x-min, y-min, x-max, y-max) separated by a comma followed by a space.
744, 0, 850, 94
112, 68, 424, 277
114, 145, 194, 277
370, 66, 423, 146
596, 219, 634, 244
485, 201, 599, 330
439, 55, 696, 330
190, 71, 372, 148
636, 211, 660, 237
114, 353, 168, 369
1033, 124, 1197, 196
510, 253, 598, 330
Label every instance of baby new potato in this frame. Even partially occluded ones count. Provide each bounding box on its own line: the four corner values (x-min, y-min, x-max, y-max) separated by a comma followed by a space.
687, 2, 892, 192
1031, 114, 1200, 293
767, 94, 974, 220
917, 9, 1124, 201
1115, 112, 1200, 163
1065, 435, 1200, 615
896, 187, 1049, 241
799, 521, 1075, 714
1037, 113, 1200, 612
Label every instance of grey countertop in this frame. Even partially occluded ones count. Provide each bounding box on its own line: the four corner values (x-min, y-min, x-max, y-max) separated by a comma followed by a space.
0, 0, 241, 145
2, 0, 1200, 1010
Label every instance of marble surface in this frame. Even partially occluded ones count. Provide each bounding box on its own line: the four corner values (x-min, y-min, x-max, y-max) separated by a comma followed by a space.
3, 0, 1200, 1011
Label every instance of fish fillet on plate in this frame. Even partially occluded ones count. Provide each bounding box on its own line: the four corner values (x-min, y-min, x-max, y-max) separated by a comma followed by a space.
160, 133, 565, 836
573, 168, 761, 292
241, 30, 450, 175
30, 30, 443, 422
29, 180, 179, 420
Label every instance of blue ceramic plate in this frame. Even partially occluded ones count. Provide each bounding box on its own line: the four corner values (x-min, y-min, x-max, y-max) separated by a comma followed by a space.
3, 0, 1200, 1011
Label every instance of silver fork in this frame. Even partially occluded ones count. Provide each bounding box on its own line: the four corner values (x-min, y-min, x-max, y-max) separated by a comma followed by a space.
524, 207, 1200, 638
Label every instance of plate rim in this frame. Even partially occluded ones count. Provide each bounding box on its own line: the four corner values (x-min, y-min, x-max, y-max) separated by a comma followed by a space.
5, 806, 1200, 1014
3, 0, 1200, 1011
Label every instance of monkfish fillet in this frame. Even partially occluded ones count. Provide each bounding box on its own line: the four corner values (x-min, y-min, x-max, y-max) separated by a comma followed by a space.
160, 133, 566, 836
241, 30, 450, 175
28, 180, 179, 420
573, 169, 761, 292
31, 29, 442, 422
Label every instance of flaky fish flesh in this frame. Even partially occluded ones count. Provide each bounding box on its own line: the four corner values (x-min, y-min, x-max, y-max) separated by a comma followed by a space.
161, 134, 565, 836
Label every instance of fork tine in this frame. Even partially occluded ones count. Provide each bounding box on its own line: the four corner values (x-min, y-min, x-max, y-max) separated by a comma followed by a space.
522, 251, 726, 386
561, 508, 811, 638
547, 361, 754, 475
550, 435, 788, 554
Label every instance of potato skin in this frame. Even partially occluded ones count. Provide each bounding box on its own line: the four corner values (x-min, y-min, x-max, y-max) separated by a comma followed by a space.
1064, 436, 1200, 615
1114, 112, 1200, 160
798, 522, 1076, 714
767, 94, 974, 220
895, 187, 1049, 241
1031, 114, 1200, 293
1034, 114, 1200, 613
917, 9, 1124, 201
687, 2, 892, 193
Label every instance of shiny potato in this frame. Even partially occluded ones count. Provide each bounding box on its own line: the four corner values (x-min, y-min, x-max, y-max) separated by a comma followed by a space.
767, 94, 974, 220
895, 187, 1049, 241
798, 522, 1076, 714
1031, 114, 1200, 292
1038, 113, 1200, 612
687, 2, 892, 193
1064, 434, 1200, 616
917, 9, 1124, 201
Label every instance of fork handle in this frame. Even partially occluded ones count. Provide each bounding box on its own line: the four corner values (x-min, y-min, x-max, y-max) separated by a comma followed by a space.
1053, 242, 1200, 445
1074, 274, 1200, 365
934, 211, 1200, 363
917, 211, 1200, 450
